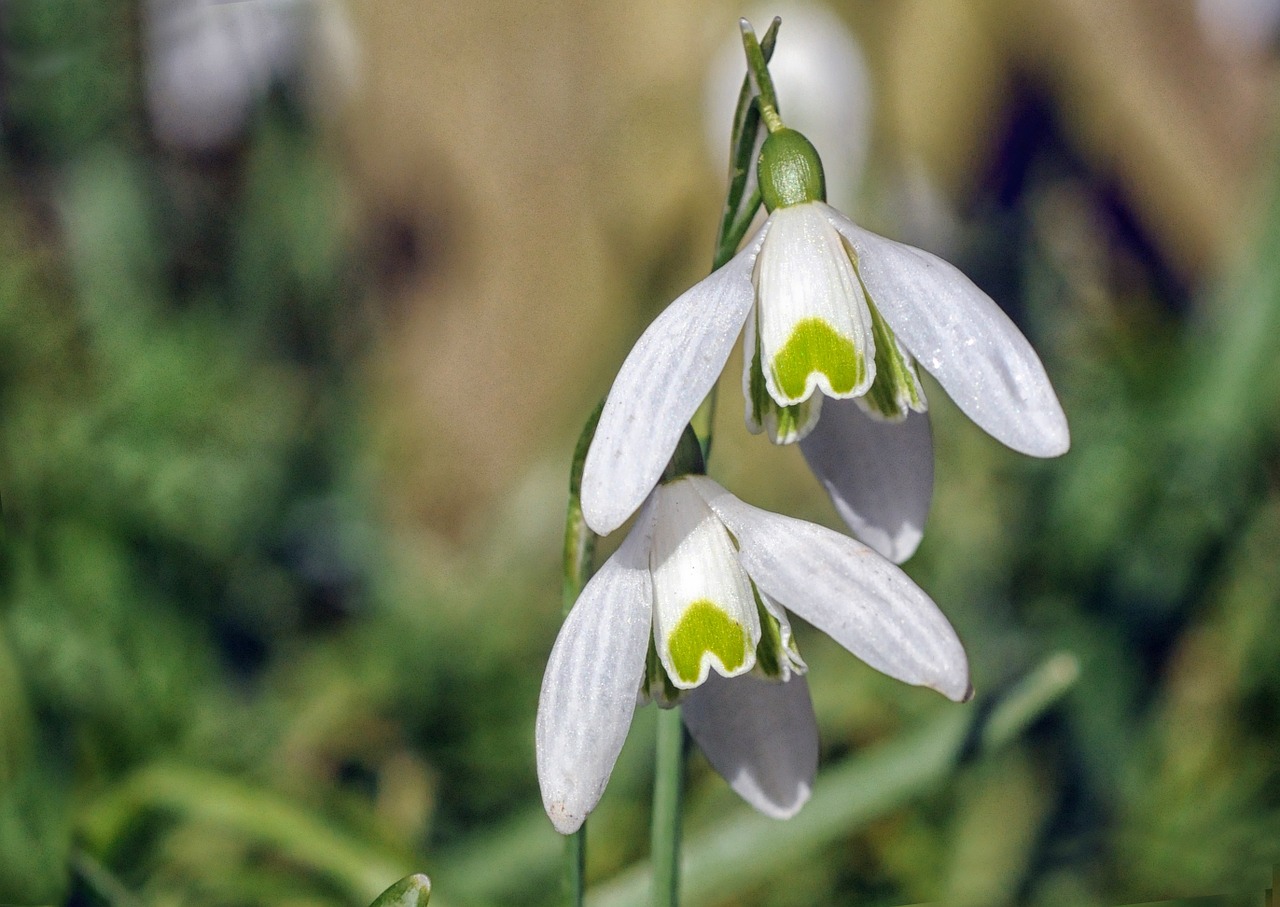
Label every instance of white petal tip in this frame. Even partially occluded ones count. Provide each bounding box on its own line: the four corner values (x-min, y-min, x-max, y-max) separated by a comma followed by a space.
753, 781, 812, 820
890, 532, 924, 565
545, 800, 586, 835
580, 506, 622, 537
1037, 426, 1071, 459
1011, 432, 1069, 459
933, 674, 974, 703
578, 482, 629, 536
1007, 405, 1070, 458
855, 523, 923, 565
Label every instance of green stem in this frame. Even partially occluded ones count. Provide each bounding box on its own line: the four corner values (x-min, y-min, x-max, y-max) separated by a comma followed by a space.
715, 17, 779, 267
565, 829, 586, 907
649, 706, 686, 907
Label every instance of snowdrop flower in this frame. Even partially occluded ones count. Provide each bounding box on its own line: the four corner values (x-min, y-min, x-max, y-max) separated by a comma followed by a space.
536, 469, 969, 834
144, 0, 357, 152
582, 126, 1068, 559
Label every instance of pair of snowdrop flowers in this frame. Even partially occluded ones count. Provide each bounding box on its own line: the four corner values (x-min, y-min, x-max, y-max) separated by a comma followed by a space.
537, 125, 1068, 834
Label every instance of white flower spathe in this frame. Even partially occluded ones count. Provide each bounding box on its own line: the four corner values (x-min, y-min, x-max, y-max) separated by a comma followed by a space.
536, 474, 969, 835
581, 200, 1069, 558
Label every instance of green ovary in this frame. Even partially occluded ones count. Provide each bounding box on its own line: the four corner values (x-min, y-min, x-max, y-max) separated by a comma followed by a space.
667, 599, 747, 684
771, 317, 863, 400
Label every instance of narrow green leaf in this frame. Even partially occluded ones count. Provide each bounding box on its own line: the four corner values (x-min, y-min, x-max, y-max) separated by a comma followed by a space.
78, 763, 415, 904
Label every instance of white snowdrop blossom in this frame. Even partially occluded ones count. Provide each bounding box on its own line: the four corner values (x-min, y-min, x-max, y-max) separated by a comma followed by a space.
536, 473, 969, 835
581, 128, 1068, 560
144, 0, 357, 152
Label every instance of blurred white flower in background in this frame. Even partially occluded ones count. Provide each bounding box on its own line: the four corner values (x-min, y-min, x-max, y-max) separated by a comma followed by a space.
703, 3, 871, 211
1197, 0, 1280, 56
144, 0, 359, 152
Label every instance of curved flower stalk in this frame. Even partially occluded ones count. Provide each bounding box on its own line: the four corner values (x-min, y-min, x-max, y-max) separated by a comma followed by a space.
536, 472, 969, 835
582, 121, 1069, 561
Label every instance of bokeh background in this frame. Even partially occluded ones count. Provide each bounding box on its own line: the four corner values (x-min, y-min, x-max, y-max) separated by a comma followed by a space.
2, 0, 1280, 904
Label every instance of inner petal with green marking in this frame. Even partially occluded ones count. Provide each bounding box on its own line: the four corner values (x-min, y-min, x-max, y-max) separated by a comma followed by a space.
770, 316, 865, 402
745, 313, 823, 444
666, 599, 748, 685
752, 202, 876, 406
648, 477, 760, 689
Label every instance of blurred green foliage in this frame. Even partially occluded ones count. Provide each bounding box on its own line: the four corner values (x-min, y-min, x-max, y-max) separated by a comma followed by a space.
1, 3, 1279, 906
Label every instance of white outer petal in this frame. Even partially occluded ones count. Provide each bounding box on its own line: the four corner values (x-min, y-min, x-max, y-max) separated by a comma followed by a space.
754, 203, 874, 405
682, 672, 818, 819
692, 478, 971, 702
799, 400, 933, 564
823, 205, 1069, 457
581, 231, 768, 535
536, 503, 656, 834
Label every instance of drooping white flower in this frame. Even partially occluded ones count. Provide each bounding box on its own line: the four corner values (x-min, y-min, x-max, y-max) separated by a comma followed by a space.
581, 128, 1068, 559
536, 473, 969, 835
144, 0, 358, 152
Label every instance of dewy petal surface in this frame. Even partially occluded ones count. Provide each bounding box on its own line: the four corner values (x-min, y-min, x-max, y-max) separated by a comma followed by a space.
581, 231, 767, 535
799, 399, 933, 564
692, 477, 970, 702
536, 503, 657, 834
754, 203, 874, 406
649, 478, 760, 689
682, 672, 818, 819
824, 205, 1069, 457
